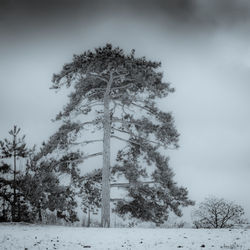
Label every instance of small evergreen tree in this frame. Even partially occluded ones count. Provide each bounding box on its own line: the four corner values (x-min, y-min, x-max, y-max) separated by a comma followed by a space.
80, 169, 101, 227
0, 163, 12, 222
22, 150, 81, 223
0, 126, 30, 222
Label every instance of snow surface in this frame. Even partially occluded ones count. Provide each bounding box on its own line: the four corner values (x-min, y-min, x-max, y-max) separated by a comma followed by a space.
0, 224, 249, 250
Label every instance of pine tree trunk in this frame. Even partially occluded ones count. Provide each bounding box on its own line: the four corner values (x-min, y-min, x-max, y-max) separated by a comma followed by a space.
17, 195, 21, 222
87, 207, 90, 227
12, 135, 17, 222
38, 206, 42, 223
101, 71, 113, 228
2, 199, 7, 222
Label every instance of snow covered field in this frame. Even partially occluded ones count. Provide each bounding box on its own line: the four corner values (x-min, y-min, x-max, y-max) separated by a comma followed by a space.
0, 224, 249, 250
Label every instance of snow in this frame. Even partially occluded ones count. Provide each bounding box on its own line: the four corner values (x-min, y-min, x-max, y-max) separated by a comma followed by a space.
0, 224, 249, 250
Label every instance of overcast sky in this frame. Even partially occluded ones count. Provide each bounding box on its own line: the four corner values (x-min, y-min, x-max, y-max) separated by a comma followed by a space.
0, 0, 250, 221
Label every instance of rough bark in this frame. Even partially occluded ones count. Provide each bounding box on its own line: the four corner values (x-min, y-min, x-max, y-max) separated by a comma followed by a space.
101, 71, 113, 228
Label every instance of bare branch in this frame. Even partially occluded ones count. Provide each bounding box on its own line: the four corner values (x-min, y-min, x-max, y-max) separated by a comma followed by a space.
85, 89, 106, 99
111, 135, 143, 147
52, 152, 103, 167
87, 72, 109, 83
70, 139, 103, 145
112, 127, 134, 136
110, 83, 133, 91
112, 117, 142, 128
79, 101, 103, 109
79, 104, 103, 113
113, 72, 129, 80
80, 120, 103, 127
112, 127, 176, 149
114, 102, 134, 115
130, 102, 156, 114
110, 93, 126, 100
81, 152, 103, 160
110, 181, 155, 187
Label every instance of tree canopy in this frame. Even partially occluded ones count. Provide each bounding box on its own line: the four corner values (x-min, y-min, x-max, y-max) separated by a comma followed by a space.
48, 43, 193, 226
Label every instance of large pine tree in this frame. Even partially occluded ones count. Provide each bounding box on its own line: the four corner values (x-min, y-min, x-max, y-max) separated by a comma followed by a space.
49, 44, 193, 227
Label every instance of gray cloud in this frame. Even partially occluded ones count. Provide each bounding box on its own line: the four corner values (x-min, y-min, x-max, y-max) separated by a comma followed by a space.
1, 0, 250, 30
0, 0, 249, 221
